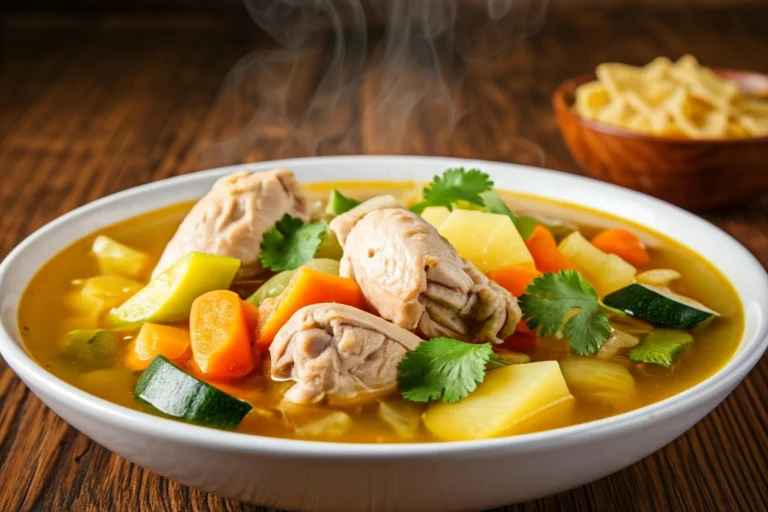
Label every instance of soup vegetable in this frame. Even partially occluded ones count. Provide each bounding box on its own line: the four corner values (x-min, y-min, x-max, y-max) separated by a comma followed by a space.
19, 168, 742, 442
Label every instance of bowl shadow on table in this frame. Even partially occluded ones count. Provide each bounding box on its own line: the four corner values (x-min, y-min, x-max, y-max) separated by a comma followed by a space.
552, 71, 768, 212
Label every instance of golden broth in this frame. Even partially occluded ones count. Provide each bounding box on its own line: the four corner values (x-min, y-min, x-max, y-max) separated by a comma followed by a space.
18, 181, 744, 443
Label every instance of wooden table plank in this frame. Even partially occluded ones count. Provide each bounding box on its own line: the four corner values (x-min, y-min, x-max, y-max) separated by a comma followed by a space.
1, 5, 767, 511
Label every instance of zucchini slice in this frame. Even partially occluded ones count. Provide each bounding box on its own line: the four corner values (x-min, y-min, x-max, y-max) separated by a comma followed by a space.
628, 330, 693, 368
603, 283, 718, 329
134, 356, 251, 430
61, 329, 120, 371
325, 189, 360, 215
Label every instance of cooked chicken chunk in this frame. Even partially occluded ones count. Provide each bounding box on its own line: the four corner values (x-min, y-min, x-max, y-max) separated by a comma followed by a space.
330, 195, 399, 245
151, 169, 309, 278
333, 208, 521, 343
271, 303, 423, 404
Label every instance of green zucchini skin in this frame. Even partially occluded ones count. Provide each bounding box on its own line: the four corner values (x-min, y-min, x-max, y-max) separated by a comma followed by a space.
61, 329, 119, 371
134, 356, 252, 430
326, 189, 360, 215
603, 284, 714, 329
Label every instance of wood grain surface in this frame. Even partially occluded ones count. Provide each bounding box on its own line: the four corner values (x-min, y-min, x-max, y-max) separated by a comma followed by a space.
1, 4, 767, 511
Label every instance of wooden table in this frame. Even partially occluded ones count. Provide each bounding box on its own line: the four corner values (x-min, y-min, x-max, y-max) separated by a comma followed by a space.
1, 4, 767, 511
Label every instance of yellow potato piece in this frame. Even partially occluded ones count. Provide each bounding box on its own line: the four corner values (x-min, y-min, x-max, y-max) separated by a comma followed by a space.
420, 206, 451, 229
91, 235, 151, 280
560, 357, 636, 403
107, 252, 241, 325
81, 275, 143, 304
558, 232, 636, 296
423, 361, 574, 441
437, 209, 533, 273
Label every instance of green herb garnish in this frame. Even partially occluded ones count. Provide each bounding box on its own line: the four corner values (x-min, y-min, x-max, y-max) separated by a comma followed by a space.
397, 337, 507, 403
628, 330, 693, 368
481, 190, 537, 239
410, 168, 494, 214
259, 214, 327, 272
519, 270, 616, 356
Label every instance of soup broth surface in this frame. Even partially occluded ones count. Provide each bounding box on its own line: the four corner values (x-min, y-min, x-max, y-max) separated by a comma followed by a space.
18, 181, 743, 443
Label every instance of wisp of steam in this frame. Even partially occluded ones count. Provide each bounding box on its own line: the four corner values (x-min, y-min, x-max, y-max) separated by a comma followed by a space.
198, 0, 549, 166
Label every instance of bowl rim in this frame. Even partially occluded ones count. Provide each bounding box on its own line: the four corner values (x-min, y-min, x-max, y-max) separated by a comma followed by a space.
552, 68, 768, 145
1, 154, 767, 459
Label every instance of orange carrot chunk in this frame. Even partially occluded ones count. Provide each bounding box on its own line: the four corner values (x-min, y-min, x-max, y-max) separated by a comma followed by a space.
126, 323, 190, 371
525, 225, 572, 273
591, 228, 650, 266
256, 268, 366, 348
488, 265, 543, 298
190, 290, 254, 379
241, 299, 260, 341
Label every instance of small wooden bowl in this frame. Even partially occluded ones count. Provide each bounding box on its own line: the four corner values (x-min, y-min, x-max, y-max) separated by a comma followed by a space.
552, 70, 768, 210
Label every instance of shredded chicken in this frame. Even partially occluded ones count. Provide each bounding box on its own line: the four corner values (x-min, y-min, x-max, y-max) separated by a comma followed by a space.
331, 208, 521, 343
152, 169, 309, 278
270, 303, 423, 404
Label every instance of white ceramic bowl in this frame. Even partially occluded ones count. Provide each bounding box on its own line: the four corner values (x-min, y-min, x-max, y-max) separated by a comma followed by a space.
1, 156, 767, 512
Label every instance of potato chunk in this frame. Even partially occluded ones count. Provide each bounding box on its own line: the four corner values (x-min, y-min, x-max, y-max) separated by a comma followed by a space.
436, 210, 534, 273
558, 231, 635, 296
420, 206, 451, 229
91, 235, 151, 279
423, 361, 574, 441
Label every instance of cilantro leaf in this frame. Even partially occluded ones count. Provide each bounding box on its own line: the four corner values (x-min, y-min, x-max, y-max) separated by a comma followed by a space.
519, 270, 611, 356
259, 214, 327, 272
628, 330, 693, 368
397, 338, 507, 403
410, 168, 494, 213
481, 190, 537, 240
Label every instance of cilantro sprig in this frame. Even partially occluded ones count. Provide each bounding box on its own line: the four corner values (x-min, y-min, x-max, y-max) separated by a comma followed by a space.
397, 338, 508, 403
259, 214, 327, 272
409, 168, 537, 240
410, 168, 494, 214
519, 270, 615, 356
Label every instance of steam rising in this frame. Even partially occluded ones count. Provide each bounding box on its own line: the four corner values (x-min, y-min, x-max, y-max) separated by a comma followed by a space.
199, 0, 548, 165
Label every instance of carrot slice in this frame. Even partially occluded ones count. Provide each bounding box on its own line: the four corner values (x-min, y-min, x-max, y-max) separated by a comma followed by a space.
190, 290, 253, 378
591, 228, 650, 266
525, 225, 572, 273
241, 299, 260, 340
256, 268, 366, 348
126, 323, 190, 371
488, 265, 543, 297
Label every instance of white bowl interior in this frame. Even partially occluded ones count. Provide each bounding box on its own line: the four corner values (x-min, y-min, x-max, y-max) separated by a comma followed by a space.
1, 155, 767, 457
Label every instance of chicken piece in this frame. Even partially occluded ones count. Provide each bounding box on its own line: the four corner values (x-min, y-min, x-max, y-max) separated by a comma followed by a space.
151, 169, 309, 278
333, 208, 521, 343
271, 303, 423, 404
330, 195, 400, 245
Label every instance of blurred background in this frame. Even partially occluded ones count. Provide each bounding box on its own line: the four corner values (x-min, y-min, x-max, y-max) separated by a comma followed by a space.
2, 0, 766, 192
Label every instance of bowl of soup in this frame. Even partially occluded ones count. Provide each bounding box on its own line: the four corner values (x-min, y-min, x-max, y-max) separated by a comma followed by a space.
1, 156, 766, 511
